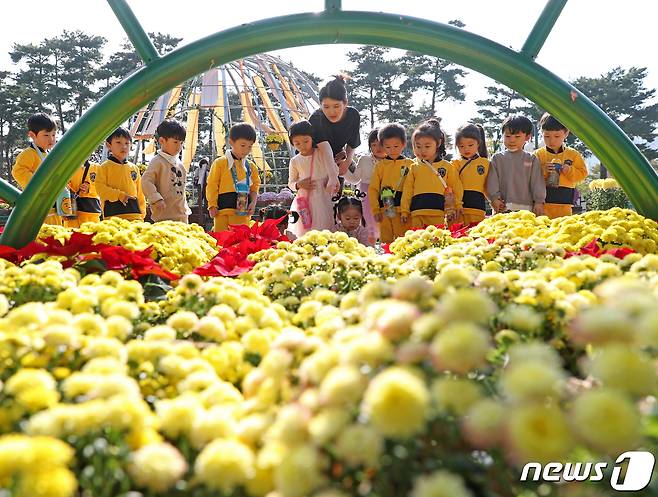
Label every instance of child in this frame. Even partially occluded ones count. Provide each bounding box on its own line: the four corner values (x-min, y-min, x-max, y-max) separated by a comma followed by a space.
401, 118, 464, 228
368, 123, 414, 243
334, 196, 371, 246
535, 113, 588, 218
486, 115, 546, 215
65, 160, 101, 228
260, 204, 297, 240
95, 127, 146, 221
344, 128, 384, 243
287, 120, 339, 239
206, 122, 261, 232
11, 113, 61, 225
142, 119, 191, 223
452, 123, 490, 224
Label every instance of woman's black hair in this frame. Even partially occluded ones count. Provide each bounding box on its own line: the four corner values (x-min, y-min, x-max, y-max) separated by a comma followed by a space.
333, 195, 366, 226
367, 128, 380, 149
455, 123, 488, 158
412, 118, 446, 160
289, 120, 314, 140
319, 74, 349, 103
260, 204, 299, 225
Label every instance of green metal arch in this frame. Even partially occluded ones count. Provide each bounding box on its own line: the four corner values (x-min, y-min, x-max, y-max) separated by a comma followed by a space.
2, 5, 657, 247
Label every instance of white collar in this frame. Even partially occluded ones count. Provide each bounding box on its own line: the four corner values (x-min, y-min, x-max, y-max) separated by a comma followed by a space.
158, 150, 180, 166
227, 150, 248, 169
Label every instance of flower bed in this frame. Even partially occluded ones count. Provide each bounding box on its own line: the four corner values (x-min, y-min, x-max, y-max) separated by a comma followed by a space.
0, 210, 657, 497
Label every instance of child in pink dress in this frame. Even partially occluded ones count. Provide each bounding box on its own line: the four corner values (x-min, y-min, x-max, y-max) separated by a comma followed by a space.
288, 120, 339, 239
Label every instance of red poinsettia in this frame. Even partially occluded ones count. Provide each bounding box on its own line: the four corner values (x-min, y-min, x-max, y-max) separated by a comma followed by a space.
195, 217, 288, 277
564, 238, 636, 260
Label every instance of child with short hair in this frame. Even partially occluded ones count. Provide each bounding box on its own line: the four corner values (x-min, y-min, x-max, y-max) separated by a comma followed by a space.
486, 115, 546, 215
12, 112, 61, 225
401, 118, 463, 228
65, 160, 101, 228
95, 127, 146, 221
344, 128, 383, 243
535, 113, 588, 218
206, 122, 261, 232
368, 123, 414, 243
334, 196, 371, 246
452, 123, 490, 224
260, 204, 297, 240
288, 120, 339, 239
142, 119, 191, 223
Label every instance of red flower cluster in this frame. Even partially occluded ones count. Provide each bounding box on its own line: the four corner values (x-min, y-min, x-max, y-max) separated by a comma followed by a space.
194, 217, 288, 277
564, 238, 635, 260
0, 232, 178, 281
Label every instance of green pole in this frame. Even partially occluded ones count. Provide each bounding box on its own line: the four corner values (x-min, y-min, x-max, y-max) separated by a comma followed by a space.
106, 0, 159, 64
2, 10, 656, 247
0, 179, 20, 206
521, 0, 569, 60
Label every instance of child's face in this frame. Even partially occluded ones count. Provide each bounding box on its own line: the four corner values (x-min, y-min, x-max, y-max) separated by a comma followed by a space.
457, 137, 480, 159
29, 129, 57, 151
413, 136, 439, 162
108, 136, 131, 161
382, 137, 405, 159
291, 135, 313, 156
369, 140, 386, 159
159, 136, 184, 157
542, 129, 569, 150
339, 206, 362, 231
503, 130, 531, 152
230, 138, 254, 159
321, 97, 347, 123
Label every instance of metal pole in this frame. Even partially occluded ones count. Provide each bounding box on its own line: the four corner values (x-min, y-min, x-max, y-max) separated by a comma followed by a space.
521, 0, 569, 60
106, 0, 160, 64
2, 10, 656, 247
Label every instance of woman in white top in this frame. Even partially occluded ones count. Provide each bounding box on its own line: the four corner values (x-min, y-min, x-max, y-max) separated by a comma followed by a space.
343, 129, 385, 243
288, 120, 339, 239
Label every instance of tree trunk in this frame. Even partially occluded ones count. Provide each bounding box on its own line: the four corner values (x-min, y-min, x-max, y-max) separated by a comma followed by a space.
600, 165, 608, 179
430, 58, 439, 116
53, 52, 66, 132
369, 86, 375, 127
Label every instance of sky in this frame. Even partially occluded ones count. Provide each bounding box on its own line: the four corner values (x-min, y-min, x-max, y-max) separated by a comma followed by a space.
1, 0, 657, 152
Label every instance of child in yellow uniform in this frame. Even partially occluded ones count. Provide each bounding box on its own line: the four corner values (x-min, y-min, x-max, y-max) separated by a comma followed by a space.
206, 123, 261, 232
95, 127, 146, 221
535, 113, 588, 219
65, 160, 101, 228
368, 123, 414, 243
11, 113, 61, 226
452, 123, 490, 224
401, 118, 463, 228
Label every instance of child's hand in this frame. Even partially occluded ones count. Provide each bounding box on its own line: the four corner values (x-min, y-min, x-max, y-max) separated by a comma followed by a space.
375, 213, 384, 223
492, 198, 505, 213
533, 204, 545, 216
297, 178, 316, 191
248, 202, 256, 216
337, 160, 351, 176
561, 164, 571, 175
79, 182, 90, 195
209, 207, 218, 218
400, 214, 408, 224
119, 192, 135, 205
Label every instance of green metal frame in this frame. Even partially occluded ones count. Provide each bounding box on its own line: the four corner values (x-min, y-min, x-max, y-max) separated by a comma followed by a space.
1, 0, 657, 247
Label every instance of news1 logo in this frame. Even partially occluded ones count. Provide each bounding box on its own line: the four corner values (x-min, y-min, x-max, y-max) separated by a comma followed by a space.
520, 451, 656, 491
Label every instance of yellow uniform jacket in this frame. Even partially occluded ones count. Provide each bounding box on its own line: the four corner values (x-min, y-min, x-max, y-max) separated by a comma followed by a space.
206, 153, 261, 215
451, 155, 489, 218
534, 146, 587, 206
401, 159, 463, 217
368, 155, 415, 215
12, 144, 46, 189
68, 162, 101, 214
95, 156, 146, 221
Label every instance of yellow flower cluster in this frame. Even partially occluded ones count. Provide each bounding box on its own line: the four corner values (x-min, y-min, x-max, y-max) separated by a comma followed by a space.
0, 260, 80, 308
0, 434, 77, 497
469, 209, 658, 254
245, 230, 406, 310
38, 218, 218, 275
589, 178, 620, 190
389, 225, 457, 260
